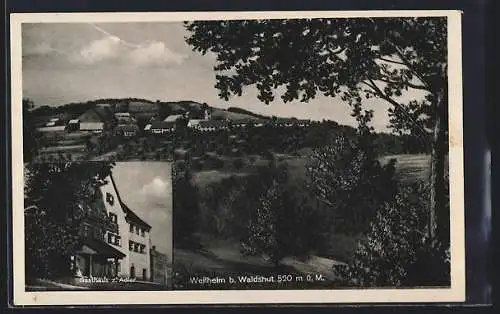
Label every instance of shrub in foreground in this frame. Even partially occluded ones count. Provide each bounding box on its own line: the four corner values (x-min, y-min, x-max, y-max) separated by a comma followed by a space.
334, 183, 450, 287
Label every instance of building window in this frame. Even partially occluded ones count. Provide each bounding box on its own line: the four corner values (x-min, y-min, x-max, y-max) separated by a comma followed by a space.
136, 227, 140, 235
140, 244, 145, 254
108, 233, 121, 246
82, 224, 90, 237
106, 192, 114, 205
142, 268, 147, 280
129, 241, 134, 251
141, 229, 145, 237
109, 212, 117, 223
129, 224, 134, 233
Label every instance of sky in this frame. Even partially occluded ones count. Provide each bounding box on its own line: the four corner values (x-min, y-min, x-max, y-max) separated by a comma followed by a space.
21, 22, 427, 133
110, 162, 172, 262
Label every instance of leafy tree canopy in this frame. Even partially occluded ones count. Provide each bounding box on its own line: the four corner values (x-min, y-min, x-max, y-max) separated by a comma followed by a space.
185, 17, 447, 139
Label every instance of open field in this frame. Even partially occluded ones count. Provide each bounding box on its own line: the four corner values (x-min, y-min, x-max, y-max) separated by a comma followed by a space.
174, 233, 341, 290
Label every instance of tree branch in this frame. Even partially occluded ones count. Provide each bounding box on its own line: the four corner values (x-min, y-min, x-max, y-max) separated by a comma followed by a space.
362, 79, 431, 143
386, 41, 433, 91
377, 57, 406, 66
375, 77, 428, 91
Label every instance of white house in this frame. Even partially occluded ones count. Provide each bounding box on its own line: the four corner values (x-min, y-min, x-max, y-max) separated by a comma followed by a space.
197, 120, 229, 132
98, 172, 152, 280
80, 122, 104, 133
187, 119, 203, 129
149, 121, 176, 134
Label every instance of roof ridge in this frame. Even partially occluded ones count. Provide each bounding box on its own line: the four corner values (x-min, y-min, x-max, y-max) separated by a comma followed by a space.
108, 172, 152, 230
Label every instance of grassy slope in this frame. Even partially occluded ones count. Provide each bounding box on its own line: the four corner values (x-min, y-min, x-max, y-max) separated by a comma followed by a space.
181, 153, 435, 278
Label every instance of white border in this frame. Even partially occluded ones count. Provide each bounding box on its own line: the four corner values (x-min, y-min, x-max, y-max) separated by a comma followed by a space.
10, 10, 465, 305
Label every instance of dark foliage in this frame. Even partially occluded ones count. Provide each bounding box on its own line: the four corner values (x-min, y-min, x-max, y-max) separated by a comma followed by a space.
306, 133, 397, 235
185, 17, 448, 240
334, 182, 450, 287
24, 162, 114, 280
172, 162, 201, 247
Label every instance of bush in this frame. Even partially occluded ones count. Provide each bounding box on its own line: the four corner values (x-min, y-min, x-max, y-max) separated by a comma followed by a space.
334, 183, 450, 287
232, 158, 245, 170
306, 134, 397, 235
241, 163, 326, 265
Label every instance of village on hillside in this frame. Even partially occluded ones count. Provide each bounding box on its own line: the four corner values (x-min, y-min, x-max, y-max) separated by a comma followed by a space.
29, 98, 421, 167
30, 99, 320, 163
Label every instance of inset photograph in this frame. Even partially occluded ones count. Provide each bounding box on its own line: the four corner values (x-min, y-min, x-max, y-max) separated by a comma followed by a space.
24, 161, 173, 291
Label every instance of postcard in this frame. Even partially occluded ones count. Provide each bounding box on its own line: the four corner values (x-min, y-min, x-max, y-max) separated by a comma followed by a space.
10, 10, 464, 305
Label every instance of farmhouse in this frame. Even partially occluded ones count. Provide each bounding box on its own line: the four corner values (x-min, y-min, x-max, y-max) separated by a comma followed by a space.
67, 119, 80, 131
187, 119, 204, 129
45, 118, 64, 127
197, 120, 229, 132
72, 171, 152, 280
36, 125, 66, 133
80, 122, 104, 133
114, 112, 135, 124
149, 121, 176, 134
253, 119, 266, 128
115, 124, 139, 137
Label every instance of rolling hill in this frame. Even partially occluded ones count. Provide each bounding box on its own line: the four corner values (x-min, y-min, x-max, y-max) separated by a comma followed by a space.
32, 97, 299, 124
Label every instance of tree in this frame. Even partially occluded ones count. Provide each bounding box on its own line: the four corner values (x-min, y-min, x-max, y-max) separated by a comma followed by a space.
172, 162, 201, 247
242, 177, 284, 266
306, 133, 397, 234
334, 183, 450, 287
23, 98, 39, 162
241, 162, 292, 266
24, 162, 114, 280
185, 17, 448, 241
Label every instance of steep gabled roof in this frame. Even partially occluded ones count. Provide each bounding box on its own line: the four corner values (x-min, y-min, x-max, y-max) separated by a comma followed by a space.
115, 124, 139, 132
164, 114, 184, 122
108, 173, 152, 230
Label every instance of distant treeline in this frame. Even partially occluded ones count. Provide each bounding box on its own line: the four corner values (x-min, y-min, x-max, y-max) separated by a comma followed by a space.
32, 98, 154, 116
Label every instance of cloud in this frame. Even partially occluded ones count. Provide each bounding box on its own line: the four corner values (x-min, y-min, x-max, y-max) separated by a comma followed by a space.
140, 177, 170, 199
128, 41, 187, 66
24, 42, 68, 57
74, 25, 187, 66
77, 35, 124, 64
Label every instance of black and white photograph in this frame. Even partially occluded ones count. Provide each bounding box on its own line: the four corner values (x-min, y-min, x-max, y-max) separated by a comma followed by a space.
11, 11, 465, 305
23, 161, 173, 291
171, 17, 454, 290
